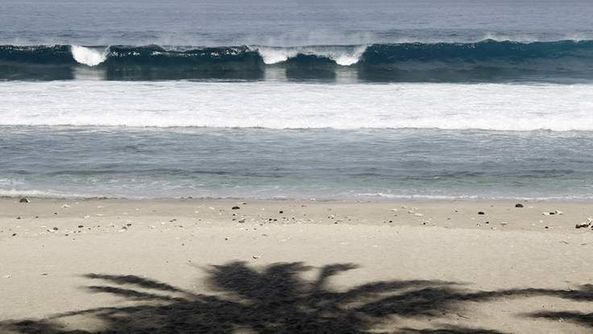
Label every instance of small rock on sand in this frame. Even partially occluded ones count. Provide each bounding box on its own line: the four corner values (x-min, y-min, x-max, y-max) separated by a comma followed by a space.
19, 197, 30, 203
576, 222, 591, 229
232, 206, 240, 210
515, 203, 524, 208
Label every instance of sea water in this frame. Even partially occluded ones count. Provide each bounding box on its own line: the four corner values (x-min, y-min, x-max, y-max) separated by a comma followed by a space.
1, 0, 593, 199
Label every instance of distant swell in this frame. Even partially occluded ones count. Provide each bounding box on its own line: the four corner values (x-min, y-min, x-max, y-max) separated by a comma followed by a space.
3, 40, 593, 81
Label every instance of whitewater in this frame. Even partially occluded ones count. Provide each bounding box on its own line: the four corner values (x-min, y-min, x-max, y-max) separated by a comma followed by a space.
1, 81, 593, 131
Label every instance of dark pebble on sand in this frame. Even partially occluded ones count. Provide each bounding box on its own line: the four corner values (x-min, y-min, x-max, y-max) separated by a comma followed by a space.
52, 227, 58, 231
78, 225, 84, 228
19, 197, 30, 203
515, 203, 524, 208
232, 206, 240, 210
478, 211, 485, 215
16, 216, 21, 220
279, 210, 284, 214
12, 233, 16, 237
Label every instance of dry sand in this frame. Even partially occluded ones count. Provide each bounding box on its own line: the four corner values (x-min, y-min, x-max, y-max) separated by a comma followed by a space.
1, 198, 593, 333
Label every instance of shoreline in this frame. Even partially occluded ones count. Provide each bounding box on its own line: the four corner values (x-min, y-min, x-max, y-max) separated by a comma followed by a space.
6, 194, 593, 202
3, 197, 593, 233
2, 197, 593, 333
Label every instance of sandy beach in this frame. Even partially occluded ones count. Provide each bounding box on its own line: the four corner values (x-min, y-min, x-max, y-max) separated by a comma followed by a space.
1, 198, 593, 333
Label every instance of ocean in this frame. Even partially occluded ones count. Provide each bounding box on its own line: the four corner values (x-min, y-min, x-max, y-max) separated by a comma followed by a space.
1, 0, 593, 200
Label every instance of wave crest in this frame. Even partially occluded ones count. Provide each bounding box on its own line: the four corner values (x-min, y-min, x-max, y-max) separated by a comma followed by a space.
71, 45, 108, 66
254, 46, 367, 66
3, 40, 593, 81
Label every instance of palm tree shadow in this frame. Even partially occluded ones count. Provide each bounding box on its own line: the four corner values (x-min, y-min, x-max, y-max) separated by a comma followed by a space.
2, 260, 583, 334
523, 284, 593, 329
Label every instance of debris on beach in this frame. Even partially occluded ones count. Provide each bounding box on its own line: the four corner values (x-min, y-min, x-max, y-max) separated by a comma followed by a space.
515, 203, 524, 208
576, 218, 593, 229
232, 206, 240, 210
19, 197, 30, 203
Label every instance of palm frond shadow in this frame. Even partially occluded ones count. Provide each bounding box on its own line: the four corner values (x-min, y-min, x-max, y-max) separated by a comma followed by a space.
0, 261, 590, 333
523, 284, 593, 329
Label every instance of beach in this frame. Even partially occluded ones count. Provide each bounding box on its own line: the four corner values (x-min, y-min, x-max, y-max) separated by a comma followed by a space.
3, 1, 593, 333
1, 198, 593, 333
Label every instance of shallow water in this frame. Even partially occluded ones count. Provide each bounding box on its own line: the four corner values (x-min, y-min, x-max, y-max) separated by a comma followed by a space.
2, 126, 592, 199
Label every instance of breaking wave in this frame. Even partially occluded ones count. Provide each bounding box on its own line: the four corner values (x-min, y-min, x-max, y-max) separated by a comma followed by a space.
70, 45, 108, 66
3, 40, 593, 81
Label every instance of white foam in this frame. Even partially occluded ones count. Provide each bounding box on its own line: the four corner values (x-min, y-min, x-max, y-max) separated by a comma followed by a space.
255, 46, 367, 66
256, 47, 299, 64
2, 81, 593, 131
332, 46, 366, 66
71, 45, 108, 66
0, 188, 92, 199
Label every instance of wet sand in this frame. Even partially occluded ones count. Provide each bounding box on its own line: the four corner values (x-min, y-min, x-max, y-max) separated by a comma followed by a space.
1, 198, 593, 333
